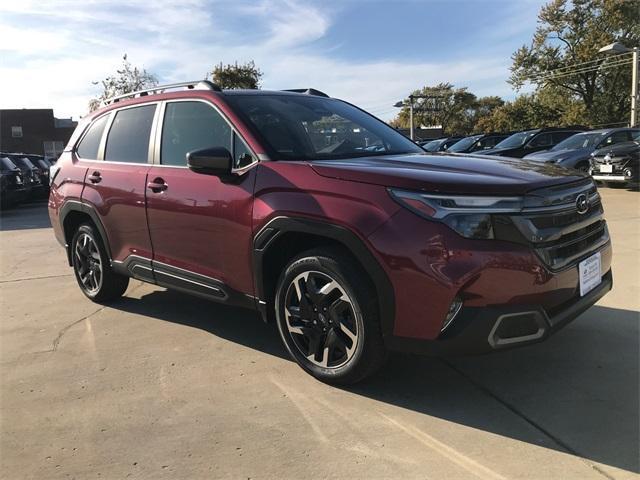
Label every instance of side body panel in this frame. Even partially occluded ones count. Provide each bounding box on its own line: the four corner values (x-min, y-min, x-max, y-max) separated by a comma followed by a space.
145, 166, 257, 296
48, 151, 88, 246
80, 159, 152, 261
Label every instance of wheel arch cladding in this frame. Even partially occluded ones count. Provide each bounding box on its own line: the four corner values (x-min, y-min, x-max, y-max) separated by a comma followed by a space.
253, 216, 395, 337
60, 201, 112, 266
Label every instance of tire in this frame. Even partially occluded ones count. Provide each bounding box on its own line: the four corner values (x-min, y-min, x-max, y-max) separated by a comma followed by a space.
71, 223, 129, 303
275, 247, 387, 385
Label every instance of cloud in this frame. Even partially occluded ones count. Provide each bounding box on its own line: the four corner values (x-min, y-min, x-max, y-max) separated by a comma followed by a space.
0, 0, 519, 120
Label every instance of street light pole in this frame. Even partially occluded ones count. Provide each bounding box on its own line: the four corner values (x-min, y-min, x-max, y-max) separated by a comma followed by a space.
599, 42, 639, 127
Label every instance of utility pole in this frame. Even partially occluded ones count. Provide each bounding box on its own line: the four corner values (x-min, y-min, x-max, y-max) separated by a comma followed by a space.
408, 95, 415, 140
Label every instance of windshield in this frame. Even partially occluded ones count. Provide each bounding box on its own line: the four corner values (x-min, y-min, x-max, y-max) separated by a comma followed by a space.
633, 131, 640, 142
494, 131, 537, 149
15, 157, 36, 169
1, 157, 17, 171
423, 139, 446, 152
225, 94, 423, 161
448, 135, 482, 152
552, 132, 606, 151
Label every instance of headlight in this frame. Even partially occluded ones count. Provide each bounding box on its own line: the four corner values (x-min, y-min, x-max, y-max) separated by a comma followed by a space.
388, 189, 523, 239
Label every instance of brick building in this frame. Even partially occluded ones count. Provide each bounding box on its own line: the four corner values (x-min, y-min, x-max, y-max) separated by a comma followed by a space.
0, 109, 77, 159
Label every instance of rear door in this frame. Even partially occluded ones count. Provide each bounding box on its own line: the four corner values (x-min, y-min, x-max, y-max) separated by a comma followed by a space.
144, 99, 257, 301
80, 104, 156, 274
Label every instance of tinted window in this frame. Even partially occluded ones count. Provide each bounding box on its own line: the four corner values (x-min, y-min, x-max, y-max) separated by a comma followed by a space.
77, 115, 109, 159
529, 133, 553, 147
552, 131, 577, 143
233, 133, 255, 169
225, 94, 422, 160
604, 131, 632, 146
15, 157, 35, 169
448, 135, 482, 152
481, 136, 505, 149
495, 131, 537, 149
1, 157, 17, 171
105, 105, 156, 163
161, 101, 231, 166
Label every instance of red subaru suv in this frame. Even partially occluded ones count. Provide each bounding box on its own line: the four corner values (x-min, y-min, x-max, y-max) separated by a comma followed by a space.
49, 81, 612, 384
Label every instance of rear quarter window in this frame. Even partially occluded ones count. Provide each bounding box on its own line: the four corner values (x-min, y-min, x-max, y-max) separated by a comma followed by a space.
77, 115, 109, 159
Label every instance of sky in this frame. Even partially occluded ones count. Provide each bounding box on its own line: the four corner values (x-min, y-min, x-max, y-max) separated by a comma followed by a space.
0, 0, 544, 121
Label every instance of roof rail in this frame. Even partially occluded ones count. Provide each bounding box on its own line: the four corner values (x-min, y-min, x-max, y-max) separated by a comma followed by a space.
104, 80, 222, 105
282, 88, 330, 98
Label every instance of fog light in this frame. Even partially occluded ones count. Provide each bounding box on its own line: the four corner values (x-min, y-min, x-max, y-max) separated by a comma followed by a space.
441, 296, 463, 332
624, 168, 633, 179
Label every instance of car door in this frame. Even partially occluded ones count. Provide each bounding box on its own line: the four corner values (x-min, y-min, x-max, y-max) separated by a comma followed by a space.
79, 104, 155, 277
145, 99, 258, 301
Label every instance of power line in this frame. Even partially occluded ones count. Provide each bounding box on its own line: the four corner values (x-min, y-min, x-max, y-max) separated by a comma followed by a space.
528, 52, 633, 77
530, 57, 632, 82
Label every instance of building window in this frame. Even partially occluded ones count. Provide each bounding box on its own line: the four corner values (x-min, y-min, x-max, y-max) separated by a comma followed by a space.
43, 141, 65, 158
11, 126, 23, 138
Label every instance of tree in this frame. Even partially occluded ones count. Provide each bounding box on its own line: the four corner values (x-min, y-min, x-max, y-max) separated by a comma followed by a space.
392, 83, 477, 135
89, 54, 158, 112
391, 84, 505, 135
510, 0, 640, 126
209, 61, 263, 89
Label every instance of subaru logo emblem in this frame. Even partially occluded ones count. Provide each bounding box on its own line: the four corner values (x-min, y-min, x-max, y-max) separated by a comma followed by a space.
575, 193, 589, 214
604, 154, 612, 163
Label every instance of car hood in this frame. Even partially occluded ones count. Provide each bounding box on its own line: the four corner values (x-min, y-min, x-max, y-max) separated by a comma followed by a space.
309, 153, 586, 195
523, 148, 591, 162
478, 146, 519, 156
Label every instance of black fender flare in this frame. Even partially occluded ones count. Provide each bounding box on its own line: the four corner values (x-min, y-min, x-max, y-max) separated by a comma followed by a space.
252, 216, 395, 337
59, 200, 112, 265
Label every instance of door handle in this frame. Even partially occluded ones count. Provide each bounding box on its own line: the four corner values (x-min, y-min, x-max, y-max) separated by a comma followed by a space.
147, 177, 168, 192
88, 171, 101, 184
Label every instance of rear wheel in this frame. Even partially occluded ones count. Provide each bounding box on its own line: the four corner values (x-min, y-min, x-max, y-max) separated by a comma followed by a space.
275, 248, 387, 384
71, 223, 129, 302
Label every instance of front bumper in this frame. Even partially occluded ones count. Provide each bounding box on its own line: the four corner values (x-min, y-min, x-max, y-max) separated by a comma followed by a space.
387, 268, 612, 356
591, 174, 630, 183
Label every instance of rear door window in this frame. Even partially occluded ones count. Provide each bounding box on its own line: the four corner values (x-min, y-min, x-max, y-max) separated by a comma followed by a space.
161, 101, 231, 166
77, 115, 110, 159
105, 105, 156, 163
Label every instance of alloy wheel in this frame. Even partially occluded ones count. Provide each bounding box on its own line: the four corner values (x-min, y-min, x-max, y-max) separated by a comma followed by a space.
283, 271, 359, 369
74, 233, 103, 294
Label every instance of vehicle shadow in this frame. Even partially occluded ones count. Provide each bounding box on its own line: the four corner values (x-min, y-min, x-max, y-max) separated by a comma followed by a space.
111, 289, 639, 475
0, 201, 51, 231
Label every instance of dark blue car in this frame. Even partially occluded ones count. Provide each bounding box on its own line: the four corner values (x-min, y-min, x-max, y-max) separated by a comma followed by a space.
523, 128, 639, 172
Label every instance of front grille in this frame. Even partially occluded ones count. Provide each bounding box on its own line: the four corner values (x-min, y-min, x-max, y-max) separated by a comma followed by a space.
504, 179, 609, 270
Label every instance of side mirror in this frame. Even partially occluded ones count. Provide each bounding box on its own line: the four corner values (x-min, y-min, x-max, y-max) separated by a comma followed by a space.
187, 147, 233, 176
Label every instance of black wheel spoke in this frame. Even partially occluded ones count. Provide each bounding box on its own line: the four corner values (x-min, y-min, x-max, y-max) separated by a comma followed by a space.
74, 233, 103, 294
284, 270, 358, 369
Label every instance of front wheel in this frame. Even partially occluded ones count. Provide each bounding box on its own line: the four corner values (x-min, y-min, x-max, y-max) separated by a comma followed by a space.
71, 223, 129, 303
275, 248, 387, 385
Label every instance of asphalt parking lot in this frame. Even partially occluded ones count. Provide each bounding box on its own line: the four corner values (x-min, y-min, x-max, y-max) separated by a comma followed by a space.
1, 188, 638, 480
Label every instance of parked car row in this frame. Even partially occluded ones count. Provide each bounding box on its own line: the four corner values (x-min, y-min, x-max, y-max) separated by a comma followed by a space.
420, 127, 640, 187
0, 152, 52, 209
